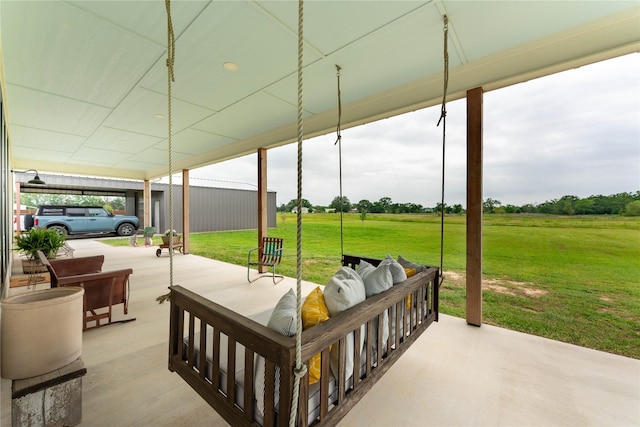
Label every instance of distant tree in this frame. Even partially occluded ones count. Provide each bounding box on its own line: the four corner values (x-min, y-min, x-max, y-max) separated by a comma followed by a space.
18, 194, 126, 209
378, 197, 392, 213
574, 198, 595, 215
284, 198, 313, 212
503, 204, 517, 213
356, 199, 372, 213
329, 196, 351, 213
451, 204, 464, 214
108, 197, 125, 210
360, 210, 367, 224
434, 202, 446, 213
623, 200, 640, 216
483, 198, 501, 214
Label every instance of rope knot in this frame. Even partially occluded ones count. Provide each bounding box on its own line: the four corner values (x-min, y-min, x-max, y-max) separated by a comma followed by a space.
293, 363, 308, 379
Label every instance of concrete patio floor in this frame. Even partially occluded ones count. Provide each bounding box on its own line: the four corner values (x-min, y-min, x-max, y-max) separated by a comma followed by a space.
2, 238, 639, 426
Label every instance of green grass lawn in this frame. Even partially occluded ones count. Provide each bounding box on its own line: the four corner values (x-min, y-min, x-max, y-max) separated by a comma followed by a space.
107, 213, 640, 359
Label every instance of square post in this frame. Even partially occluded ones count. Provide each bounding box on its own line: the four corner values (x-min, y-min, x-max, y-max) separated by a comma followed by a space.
466, 87, 483, 326
257, 148, 268, 272
182, 169, 190, 254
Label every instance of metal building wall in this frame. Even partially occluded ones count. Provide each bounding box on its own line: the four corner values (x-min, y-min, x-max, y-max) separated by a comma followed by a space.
160, 185, 276, 234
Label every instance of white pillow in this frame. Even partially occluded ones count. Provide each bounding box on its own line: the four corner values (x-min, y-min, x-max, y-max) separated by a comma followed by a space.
266, 288, 298, 336
380, 255, 407, 284
357, 260, 393, 298
323, 266, 366, 315
356, 261, 392, 362
255, 289, 298, 415
324, 266, 366, 386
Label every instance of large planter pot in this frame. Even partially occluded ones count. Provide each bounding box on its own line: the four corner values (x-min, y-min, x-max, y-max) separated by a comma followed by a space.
1, 287, 84, 379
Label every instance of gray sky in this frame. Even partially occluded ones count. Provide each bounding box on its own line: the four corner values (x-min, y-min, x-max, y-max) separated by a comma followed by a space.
186, 53, 640, 208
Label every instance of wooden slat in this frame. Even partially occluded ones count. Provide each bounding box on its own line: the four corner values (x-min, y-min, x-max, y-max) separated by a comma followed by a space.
199, 319, 207, 380
376, 313, 383, 367
298, 373, 309, 427
243, 347, 254, 423
277, 348, 294, 427
212, 329, 220, 390
394, 302, 401, 350
353, 327, 361, 388
187, 315, 195, 368
365, 322, 372, 378
264, 360, 275, 427
319, 348, 330, 420
227, 337, 236, 405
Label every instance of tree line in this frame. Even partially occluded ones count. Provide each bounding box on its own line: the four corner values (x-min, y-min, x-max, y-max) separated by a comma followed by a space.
17, 194, 126, 211
279, 191, 640, 216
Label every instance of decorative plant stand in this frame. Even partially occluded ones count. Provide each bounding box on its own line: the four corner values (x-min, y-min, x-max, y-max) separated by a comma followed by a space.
21, 259, 48, 274
156, 235, 183, 257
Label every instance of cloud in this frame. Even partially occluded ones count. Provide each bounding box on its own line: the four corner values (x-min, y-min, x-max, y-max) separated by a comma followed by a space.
190, 53, 640, 208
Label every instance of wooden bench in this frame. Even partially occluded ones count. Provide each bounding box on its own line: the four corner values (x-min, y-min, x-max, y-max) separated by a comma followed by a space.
37, 251, 135, 330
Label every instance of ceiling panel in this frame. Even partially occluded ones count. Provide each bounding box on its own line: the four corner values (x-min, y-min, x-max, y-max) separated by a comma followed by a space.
83, 127, 162, 154
1, 1, 165, 108
448, 1, 637, 62
2, 0, 638, 179
166, 128, 237, 156
260, 1, 427, 55
68, 0, 210, 47
10, 126, 86, 152
126, 147, 191, 166
69, 146, 134, 166
10, 146, 75, 164
140, 1, 322, 112
193, 91, 303, 140
6, 84, 112, 136
103, 86, 216, 138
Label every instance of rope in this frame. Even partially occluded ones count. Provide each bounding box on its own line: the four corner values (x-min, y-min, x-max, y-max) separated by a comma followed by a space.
436, 15, 448, 284
334, 64, 344, 259
290, 0, 306, 425
165, 0, 176, 286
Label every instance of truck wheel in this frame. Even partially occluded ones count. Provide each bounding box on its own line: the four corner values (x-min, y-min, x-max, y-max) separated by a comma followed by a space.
24, 214, 34, 230
49, 225, 68, 236
117, 223, 136, 236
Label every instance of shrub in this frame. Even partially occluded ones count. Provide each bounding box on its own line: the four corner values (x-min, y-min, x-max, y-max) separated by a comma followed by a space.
623, 200, 640, 216
15, 227, 66, 260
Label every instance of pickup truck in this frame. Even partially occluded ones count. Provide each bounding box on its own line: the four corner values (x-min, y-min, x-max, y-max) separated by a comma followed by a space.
30, 205, 140, 237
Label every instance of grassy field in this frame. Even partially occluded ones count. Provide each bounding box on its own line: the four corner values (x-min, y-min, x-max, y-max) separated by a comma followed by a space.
108, 213, 640, 359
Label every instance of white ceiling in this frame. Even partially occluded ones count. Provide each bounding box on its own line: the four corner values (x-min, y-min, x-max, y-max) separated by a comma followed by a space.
2, 1, 639, 181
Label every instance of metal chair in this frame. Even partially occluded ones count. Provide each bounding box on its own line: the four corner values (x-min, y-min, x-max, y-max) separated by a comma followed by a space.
247, 237, 284, 284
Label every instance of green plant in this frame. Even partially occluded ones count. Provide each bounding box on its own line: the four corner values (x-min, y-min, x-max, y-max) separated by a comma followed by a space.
15, 227, 66, 260
164, 229, 178, 237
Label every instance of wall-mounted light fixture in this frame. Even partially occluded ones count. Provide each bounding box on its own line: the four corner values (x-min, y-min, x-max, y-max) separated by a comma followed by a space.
11, 169, 46, 185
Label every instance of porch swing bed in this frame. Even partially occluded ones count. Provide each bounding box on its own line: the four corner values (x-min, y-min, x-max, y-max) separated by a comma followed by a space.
169, 254, 439, 426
